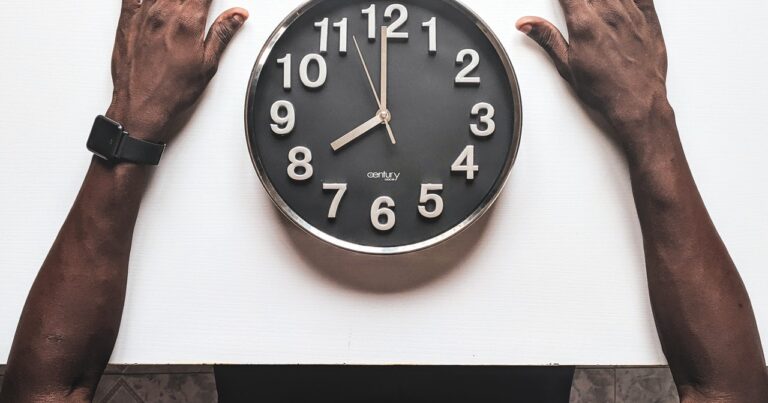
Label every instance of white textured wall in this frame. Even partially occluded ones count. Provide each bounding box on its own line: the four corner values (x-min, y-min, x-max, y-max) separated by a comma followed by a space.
0, 0, 766, 365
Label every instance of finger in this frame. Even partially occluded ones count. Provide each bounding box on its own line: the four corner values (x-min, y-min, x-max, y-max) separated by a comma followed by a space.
516, 17, 572, 83
617, 0, 646, 25
559, 0, 587, 15
559, 0, 593, 31
633, 0, 660, 26
113, 0, 142, 76
118, 0, 141, 29
121, 0, 141, 12
194, 0, 214, 15
204, 8, 249, 73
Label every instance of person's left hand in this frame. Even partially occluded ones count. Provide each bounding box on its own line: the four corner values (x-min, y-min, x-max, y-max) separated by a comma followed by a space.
106, 0, 249, 143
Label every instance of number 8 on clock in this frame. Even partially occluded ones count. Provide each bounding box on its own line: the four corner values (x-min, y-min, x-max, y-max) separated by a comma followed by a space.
246, 0, 522, 254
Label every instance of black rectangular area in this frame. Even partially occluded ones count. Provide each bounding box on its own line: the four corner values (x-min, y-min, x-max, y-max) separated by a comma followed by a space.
214, 365, 575, 403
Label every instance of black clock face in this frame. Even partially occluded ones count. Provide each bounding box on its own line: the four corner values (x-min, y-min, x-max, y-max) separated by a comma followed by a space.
246, 0, 521, 253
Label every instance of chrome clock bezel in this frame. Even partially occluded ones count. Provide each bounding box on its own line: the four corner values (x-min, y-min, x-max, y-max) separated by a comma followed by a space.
245, 0, 523, 255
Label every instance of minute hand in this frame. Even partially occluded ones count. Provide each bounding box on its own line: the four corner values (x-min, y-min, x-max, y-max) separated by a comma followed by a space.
380, 26, 388, 111
330, 115, 384, 151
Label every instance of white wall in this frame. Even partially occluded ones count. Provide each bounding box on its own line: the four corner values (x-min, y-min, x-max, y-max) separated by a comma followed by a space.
0, 0, 765, 365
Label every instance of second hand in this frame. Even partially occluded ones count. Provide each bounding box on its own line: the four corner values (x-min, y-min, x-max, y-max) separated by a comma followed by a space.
352, 35, 396, 145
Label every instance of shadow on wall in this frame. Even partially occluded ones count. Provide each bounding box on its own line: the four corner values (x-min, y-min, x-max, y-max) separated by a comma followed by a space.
274, 205, 498, 294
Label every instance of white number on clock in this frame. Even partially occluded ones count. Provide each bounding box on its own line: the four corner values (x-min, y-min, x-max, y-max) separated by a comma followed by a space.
418, 184, 444, 219
384, 4, 409, 39
422, 17, 437, 53
323, 183, 347, 219
470, 102, 495, 137
287, 146, 314, 181
299, 54, 327, 88
315, 18, 347, 54
333, 18, 348, 54
361, 4, 376, 40
270, 100, 295, 135
451, 145, 479, 180
314, 18, 329, 53
371, 196, 396, 231
455, 49, 480, 84
276, 54, 291, 90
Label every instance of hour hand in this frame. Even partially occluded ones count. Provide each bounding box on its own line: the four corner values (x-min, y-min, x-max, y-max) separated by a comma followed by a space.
331, 114, 384, 151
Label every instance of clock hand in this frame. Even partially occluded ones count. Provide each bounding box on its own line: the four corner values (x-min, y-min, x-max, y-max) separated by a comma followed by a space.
353, 36, 382, 110
352, 35, 396, 145
380, 26, 388, 112
330, 114, 388, 152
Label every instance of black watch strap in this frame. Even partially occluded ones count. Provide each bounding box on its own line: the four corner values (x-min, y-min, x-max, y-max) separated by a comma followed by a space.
116, 136, 165, 165
87, 115, 165, 165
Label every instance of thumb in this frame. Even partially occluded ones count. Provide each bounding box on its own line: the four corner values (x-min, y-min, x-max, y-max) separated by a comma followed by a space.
516, 16, 572, 83
204, 8, 249, 73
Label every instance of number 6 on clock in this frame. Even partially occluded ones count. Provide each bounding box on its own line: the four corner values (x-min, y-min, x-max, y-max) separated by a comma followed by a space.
371, 196, 396, 231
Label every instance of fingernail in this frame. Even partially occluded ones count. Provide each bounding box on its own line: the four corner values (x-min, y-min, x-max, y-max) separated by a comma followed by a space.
517, 24, 533, 34
232, 14, 245, 25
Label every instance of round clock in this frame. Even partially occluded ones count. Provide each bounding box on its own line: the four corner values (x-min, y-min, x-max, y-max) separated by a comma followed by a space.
246, 0, 522, 254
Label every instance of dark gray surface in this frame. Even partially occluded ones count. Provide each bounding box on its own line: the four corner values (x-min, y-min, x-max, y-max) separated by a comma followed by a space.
247, 0, 520, 249
570, 368, 616, 403
569, 367, 681, 403
0, 366, 217, 403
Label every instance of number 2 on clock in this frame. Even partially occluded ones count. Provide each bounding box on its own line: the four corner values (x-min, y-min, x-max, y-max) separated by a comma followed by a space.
361, 4, 410, 40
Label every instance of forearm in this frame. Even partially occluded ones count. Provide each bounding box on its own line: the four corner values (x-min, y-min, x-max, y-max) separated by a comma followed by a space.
1, 158, 149, 401
627, 106, 768, 397
1, 1, 247, 400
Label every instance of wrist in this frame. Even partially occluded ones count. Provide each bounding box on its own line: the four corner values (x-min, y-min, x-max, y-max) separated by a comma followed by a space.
616, 101, 683, 170
105, 104, 165, 143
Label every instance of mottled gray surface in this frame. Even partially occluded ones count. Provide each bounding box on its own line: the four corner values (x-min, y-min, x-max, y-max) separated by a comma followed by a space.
94, 366, 217, 403
616, 367, 679, 403
569, 367, 682, 403
569, 368, 615, 403
0, 366, 217, 403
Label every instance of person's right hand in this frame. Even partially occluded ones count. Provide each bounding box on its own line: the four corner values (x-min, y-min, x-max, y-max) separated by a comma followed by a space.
516, 0, 673, 153
107, 0, 248, 144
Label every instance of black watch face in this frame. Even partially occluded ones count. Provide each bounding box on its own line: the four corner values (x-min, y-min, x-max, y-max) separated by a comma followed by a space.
246, 0, 521, 254
87, 116, 123, 160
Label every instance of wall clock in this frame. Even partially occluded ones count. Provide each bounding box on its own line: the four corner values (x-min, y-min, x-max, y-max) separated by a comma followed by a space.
246, 0, 522, 254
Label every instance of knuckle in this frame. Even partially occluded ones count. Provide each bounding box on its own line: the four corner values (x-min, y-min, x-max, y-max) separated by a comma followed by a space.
601, 9, 628, 29
539, 28, 559, 49
175, 15, 199, 34
568, 16, 591, 36
147, 8, 167, 30
215, 23, 235, 44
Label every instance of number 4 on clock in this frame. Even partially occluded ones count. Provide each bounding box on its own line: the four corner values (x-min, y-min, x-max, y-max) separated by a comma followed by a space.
451, 145, 479, 180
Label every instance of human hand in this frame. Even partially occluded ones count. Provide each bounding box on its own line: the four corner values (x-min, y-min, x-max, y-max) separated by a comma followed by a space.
106, 0, 248, 143
517, 1, 673, 152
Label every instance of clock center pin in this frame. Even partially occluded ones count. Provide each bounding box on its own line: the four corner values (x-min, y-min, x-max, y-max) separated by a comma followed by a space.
379, 110, 391, 122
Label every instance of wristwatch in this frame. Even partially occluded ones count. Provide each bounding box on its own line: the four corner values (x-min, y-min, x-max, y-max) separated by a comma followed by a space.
86, 115, 165, 165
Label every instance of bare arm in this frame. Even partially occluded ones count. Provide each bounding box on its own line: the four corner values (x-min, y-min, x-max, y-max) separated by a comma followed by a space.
517, 0, 768, 401
0, 1, 247, 401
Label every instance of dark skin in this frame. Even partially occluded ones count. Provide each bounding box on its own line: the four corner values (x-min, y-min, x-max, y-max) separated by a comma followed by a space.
0, 0, 247, 401
1, 0, 766, 402
518, 0, 768, 401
